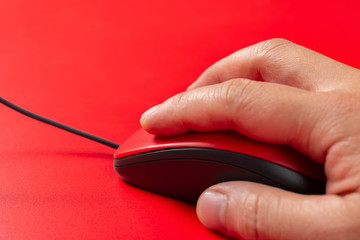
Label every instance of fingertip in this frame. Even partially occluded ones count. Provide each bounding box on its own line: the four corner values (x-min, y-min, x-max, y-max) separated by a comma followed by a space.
140, 105, 161, 134
140, 102, 190, 136
196, 191, 227, 231
141, 104, 161, 121
140, 104, 161, 127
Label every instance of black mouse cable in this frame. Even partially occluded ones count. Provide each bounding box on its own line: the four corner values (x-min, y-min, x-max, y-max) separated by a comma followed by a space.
0, 97, 120, 149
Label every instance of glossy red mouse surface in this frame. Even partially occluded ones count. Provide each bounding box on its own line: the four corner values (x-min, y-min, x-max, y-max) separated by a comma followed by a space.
114, 128, 325, 181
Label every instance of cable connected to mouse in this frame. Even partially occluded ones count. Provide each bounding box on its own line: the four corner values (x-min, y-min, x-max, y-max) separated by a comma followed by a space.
0, 97, 120, 149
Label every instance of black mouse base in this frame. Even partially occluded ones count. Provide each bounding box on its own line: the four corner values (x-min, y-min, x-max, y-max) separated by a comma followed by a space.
114, 148, 325, 204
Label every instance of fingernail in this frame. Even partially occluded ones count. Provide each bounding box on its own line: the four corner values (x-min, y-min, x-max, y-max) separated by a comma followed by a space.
141, 104, 161, 121
197, 191, 227, 230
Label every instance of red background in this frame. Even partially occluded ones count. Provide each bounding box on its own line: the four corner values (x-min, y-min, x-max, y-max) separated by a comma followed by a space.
1, 0, 359, 239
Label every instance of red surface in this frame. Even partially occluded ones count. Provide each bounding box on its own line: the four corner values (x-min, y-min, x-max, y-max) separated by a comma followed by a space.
0, 0, 359, 239
115, 129, 324, 181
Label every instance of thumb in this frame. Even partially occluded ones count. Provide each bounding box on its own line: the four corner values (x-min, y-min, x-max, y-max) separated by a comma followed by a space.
196, 181, 360, 240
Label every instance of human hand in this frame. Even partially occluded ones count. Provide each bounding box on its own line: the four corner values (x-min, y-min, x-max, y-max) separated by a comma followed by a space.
140, 39, 360, 239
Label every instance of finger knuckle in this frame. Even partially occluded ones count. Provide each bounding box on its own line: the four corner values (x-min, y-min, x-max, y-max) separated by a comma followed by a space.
254, 38, 304, 81
256, 38, 295, 57
221, 79, 247, 101
220, 79, 241, 107
245, 192, 262, 240
220, 79, 259, 115
229, 191, 272, 240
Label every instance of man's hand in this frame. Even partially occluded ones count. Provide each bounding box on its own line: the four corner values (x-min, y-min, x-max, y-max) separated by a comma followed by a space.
140, 39, 360, 239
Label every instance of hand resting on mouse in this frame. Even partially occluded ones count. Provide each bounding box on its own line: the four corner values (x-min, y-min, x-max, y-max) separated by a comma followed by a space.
140, 39, 360, 240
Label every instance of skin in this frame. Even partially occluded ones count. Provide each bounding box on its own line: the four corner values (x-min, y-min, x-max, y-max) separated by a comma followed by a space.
140, 38, 360, 240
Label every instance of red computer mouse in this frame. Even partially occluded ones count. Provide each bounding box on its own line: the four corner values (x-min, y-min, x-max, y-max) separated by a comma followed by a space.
114, 128, 325, 203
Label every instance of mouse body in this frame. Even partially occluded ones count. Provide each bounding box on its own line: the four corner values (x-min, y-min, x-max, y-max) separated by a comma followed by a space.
114, 129, 325, 203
